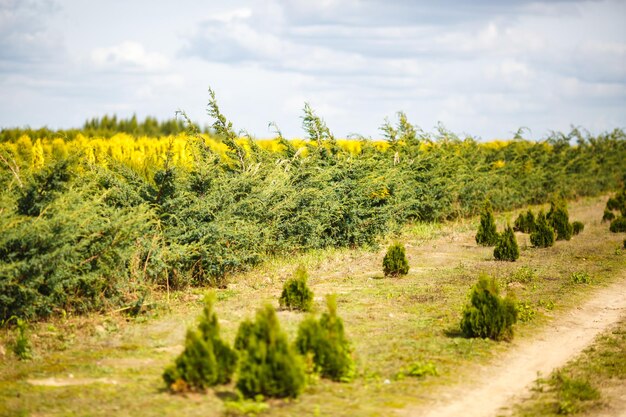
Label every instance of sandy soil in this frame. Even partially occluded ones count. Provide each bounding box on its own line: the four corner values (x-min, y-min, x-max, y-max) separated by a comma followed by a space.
402, 272, 626, 417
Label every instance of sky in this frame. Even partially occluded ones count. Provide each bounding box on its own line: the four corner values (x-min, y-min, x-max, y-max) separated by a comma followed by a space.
0, 0, 625, 140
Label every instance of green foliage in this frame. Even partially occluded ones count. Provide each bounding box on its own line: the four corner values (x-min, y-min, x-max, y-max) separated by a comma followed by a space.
2, 93, 626, 322
0, 160, 162, 321
605, 189, 626, 216
235, 305, 305, 399
551, 372, 600, 415
279, 265, 314, 312
494, 225, 519, 262
460, 274, 518, 341
11, 317, 32, 360
397, 361, 438, 379
514, 210, 536, 233
571, 221, 584, 235
382, 242, 409, 277
530, 211, 556, 248
295, 295, 355, 382
516, 302, 536, 322
163, 293, 237, 392
508, 266, 537, 284
570, 272, 592, 284
17, 159, 72, 216
609, 216, 626, 232
603, 187, 626, 229
602, 209, 615, 222
475, 201, 499, 246
547, 202, 573, 241
223, 395, 270, 416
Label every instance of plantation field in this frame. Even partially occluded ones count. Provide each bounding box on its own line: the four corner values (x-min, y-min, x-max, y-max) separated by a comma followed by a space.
1, 195, 624, 417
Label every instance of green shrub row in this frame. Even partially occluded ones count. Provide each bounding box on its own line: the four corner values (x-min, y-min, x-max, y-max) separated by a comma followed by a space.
1, 94, 624, 320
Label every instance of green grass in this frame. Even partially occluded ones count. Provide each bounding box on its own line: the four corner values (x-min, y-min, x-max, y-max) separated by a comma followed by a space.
0, 195, 624, 417
512, 318, 625, 416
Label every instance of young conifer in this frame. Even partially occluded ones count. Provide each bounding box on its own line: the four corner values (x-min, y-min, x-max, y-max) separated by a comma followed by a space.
279, 265, 314, 312
460, 274, 517, 341
547, 201, 573, 241
602, 209, 616, 222
475, 201, 499, 246
493, 225, 519, 262
530, 210, 555, 248
513, 213, 525, 233
610, 216, 626, 233
524, 210, 536, 233
235, 305, 305, 399
295, 295, 354, 382
163, 293, 237, 392
382, 242, 409, 277
572, 221, 584, 235
513, 210, 535, 233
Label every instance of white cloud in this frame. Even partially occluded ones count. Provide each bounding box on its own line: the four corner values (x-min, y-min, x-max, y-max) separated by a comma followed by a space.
0, 0, 625, 141
91, 41, 169, 72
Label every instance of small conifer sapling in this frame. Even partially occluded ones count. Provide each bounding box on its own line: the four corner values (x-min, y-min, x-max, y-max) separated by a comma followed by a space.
572, 221, 584, 236
476, 201, 499, 246
163, 293, 237, 392
383, 242, 409, 277
235, 305, 305, 399
295, 295, 354, 382
530, 211, 555, 248
547, 201, 573, 241
493, 225, 519, 262
279, 265, 314, 311
460, 274, 517, 341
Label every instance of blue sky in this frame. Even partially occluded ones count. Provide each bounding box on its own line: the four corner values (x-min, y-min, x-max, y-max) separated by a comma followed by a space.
0, 0, 624, 140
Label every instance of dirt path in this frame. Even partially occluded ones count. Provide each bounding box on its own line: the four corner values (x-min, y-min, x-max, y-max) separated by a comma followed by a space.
404, 273, 626, 417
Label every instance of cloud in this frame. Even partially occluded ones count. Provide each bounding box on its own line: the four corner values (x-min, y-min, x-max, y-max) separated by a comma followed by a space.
0, 0, 624, 141
91, 41, 169, 72
0, 0, 64, 71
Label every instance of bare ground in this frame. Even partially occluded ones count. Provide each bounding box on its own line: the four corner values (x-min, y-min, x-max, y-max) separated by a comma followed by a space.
403, 272, 626, 417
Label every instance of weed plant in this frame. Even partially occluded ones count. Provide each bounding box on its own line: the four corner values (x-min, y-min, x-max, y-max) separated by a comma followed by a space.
12, 318, 32, 360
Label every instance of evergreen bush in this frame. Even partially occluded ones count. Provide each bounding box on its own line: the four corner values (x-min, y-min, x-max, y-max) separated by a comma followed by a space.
513, 210, 535, 233
235, 305, 305, 399
602, 209, 616, 222
547, 201, 573, 241
460, 274, 517, 341
609, 216, 626, 233
572, 221, 584, 235
163, 293, 237, 392
493, 225, 519, 262
513, 213, 525, 233
382, 242, 409, 277
530, 211, 556, 248
295, 295, 354, 382
279, 265, 314, 312
475, 201, 499, 246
